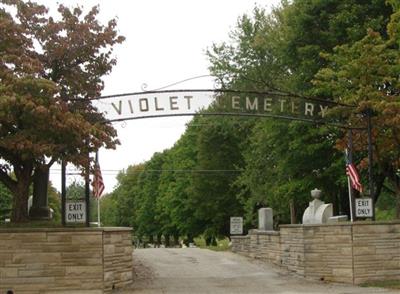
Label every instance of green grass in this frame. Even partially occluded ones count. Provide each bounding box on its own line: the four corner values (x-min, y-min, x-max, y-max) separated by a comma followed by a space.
361, 280, 400, 290
194, 237, 230, 251
0, 220, 98, 228
0, 220, 62, 228
375, 208, 396, 221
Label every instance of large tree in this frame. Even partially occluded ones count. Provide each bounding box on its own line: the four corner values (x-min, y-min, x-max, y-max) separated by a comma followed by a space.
206, 1, 395, 224
0, 0, 124, 222
313, 10, 400, 217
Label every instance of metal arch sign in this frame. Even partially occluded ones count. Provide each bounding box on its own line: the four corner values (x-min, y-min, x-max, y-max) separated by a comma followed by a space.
91, 89, 354, 127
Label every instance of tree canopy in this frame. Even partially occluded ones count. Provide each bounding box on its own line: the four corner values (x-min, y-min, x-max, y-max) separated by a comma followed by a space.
0, 0, 124, 221
105, 1, 399, 243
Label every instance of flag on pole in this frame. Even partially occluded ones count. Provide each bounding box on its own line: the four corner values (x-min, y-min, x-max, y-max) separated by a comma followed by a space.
92, 161, 105, 198
345, 149, 363, 193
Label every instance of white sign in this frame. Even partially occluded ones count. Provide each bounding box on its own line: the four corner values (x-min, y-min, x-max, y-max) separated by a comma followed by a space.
93, 91, 214, 122
93, 91, 331, 122
230, 217, 243, 235
355, 198, 373, 218
66, 201, 86, 223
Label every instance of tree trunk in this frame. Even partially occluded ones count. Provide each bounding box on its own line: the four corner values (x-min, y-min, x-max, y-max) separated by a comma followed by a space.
173, 233, 179, 246
156, 233, 162, 247
212, 237, 218, 246
396, 188, 400, 220
11, 180, 31, 222
289, 199, 296, 224
165, 234, 170, 247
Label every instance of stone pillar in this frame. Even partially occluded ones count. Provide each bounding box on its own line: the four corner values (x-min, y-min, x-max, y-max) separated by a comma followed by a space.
258, 208, 273, 231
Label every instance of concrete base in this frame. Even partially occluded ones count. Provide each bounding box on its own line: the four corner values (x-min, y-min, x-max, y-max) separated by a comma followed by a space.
29, 206, 52, 219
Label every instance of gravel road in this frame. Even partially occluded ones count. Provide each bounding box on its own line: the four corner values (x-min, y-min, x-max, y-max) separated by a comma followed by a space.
119, 248, 398, 294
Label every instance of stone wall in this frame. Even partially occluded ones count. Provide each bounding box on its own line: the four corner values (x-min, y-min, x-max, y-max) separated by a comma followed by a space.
231, 221, 400, 285
0, 227, 133, 293
230, 235, 250, 256
103, 228, 133, 291
248, 230, 281, 265
302, 224, 353, 283
352, 223, 400, 284
280, 225, 304, 275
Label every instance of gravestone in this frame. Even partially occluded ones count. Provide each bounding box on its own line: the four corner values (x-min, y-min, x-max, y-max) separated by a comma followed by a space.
258, 208, 273, 231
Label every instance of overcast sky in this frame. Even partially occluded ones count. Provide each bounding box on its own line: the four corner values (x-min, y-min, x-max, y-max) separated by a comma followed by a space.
45, 0, 281, 193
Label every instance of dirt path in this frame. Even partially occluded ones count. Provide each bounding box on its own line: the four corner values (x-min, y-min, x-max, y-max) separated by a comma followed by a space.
120, 248, 398, 294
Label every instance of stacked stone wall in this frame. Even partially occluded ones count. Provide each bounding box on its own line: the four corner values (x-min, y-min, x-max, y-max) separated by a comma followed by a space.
231, 221, 400, 285
352, 223, 400, 284
248, 230, 281, 265
230, 235, 250, 256
302, 225, 353, 283
103, 228, 133, 291
0, 227, 133, 293
280, 226, 305, 275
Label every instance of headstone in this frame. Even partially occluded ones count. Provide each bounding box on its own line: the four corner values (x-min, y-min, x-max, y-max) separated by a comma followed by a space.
258, 208, 273, 231
302, 188, 333, 224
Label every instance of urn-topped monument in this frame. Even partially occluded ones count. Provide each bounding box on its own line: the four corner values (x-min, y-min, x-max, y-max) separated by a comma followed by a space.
302, 188, 333, 224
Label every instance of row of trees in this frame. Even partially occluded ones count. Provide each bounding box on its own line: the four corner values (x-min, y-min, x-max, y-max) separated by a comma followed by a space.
102, 0, 400, 244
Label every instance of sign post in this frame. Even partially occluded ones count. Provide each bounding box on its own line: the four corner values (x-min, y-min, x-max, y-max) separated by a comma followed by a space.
230, 217, 243, 235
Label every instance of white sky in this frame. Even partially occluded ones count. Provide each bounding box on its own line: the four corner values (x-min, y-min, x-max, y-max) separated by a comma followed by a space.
45, 0, 281, 193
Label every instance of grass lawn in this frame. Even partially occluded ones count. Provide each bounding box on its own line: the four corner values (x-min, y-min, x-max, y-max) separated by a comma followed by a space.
0, 220, 61, 228
194, 237, 230, 251
0, 220, 100, 228
361, 280, 400, 290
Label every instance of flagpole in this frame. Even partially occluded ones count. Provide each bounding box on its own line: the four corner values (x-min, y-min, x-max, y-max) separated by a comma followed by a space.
96, 151, 101, 227
347, 173, 354, 222
97, 197, 101, 227
346, 149, 354, 222
92, 150, 105, 227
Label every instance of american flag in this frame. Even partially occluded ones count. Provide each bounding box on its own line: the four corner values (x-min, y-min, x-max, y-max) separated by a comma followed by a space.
345, 149, 363, 193
92, 161, 105, 198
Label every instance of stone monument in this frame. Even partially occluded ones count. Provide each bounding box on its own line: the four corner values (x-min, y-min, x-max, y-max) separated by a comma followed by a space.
258, 207, 273, 231
302, 188, 333, 224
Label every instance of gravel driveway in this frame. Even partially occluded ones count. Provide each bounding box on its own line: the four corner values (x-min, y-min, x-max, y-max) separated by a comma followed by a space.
119, 248, 398, 294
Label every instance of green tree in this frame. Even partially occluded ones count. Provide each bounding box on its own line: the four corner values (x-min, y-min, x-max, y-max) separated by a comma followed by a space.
47, 182, 61, 222
156, 119, 202, 243
280, 0, 393, 93
112, 164, 145, 228
100, 194, 118, 226
190, 117, 246, 243
66, 180, 85, 200
206, 1, 395, 225
0, 0, 124, 222
134, 153, 165, 242
314, 21, 400, 217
